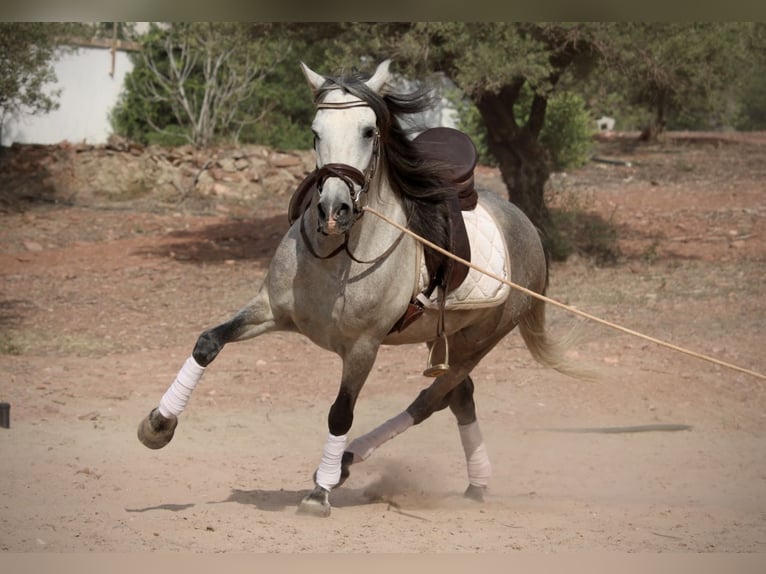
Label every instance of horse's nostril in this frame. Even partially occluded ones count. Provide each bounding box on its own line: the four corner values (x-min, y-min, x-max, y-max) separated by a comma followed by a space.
317, 203, 327, 221
336, 204, 351, 220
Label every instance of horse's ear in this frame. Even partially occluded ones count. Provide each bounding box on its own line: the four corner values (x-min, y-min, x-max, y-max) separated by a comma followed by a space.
300, 61, 326, 94
364, 59, 392, 93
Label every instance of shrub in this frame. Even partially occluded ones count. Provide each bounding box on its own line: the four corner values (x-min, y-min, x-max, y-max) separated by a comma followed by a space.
454, 85, 593, 171
539, 91, 594, 172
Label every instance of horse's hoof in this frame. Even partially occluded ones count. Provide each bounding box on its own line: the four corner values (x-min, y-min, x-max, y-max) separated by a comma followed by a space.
137, 408, 178, 449
297, 487, 331, 517
464, 484, 486, 502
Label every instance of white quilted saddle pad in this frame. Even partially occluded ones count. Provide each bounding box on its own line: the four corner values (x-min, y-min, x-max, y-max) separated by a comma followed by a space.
417, 202, 510, 310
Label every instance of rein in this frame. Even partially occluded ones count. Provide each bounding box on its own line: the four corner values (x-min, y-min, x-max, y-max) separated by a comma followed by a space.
363, 205, 766, 383
299, 211, 405, 264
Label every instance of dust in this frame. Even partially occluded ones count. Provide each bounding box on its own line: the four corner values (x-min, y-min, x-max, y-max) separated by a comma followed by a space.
362, 458, 460, 510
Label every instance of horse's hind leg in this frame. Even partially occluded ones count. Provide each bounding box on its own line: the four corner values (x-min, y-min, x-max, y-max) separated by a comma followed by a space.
357, 374, 491, 501
342, 371, 491, 500
447, 376, 491, 501
138, 289, 276, 449
344, 327, 508, 499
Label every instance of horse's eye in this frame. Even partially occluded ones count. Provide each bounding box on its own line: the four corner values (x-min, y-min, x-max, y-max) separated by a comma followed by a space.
312, 130, 320, 145
363, 127, 376, 139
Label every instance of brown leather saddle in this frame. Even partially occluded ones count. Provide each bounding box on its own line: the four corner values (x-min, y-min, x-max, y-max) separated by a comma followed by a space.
288, 127, 479, 333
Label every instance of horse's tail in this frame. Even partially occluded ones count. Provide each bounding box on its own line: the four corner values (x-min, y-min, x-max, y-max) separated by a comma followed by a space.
519, 295, 600, 382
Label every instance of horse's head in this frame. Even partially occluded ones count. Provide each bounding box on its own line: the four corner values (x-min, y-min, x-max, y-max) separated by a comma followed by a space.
300, 60, 391, 236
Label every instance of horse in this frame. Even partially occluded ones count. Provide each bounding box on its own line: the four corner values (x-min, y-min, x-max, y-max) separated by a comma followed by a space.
137, 59, 583, 517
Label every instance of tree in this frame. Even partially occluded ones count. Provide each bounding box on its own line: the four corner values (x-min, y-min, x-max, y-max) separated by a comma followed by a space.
600, 23, 757, 137
295, 23, 761, 254
300, 22, 605, 251
112, 23, 315, 149
734, 22, 766, 130
0, 23, 61, 144
131, 23, 287, 148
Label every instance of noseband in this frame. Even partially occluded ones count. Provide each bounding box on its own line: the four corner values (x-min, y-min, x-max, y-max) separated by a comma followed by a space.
314, 162, 369, 218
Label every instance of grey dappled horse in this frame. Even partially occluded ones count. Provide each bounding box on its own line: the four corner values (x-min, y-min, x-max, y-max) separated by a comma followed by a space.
138, 60, 582, 517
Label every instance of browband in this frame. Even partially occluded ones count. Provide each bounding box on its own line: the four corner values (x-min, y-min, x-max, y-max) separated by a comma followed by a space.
315, 100, 371, 110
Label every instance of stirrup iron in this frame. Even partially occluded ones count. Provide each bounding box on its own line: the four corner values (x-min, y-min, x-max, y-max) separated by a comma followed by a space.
423, 286, 450, 377
423, 333, 449, 378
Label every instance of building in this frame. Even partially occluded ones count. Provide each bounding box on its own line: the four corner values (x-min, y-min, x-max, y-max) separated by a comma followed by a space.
1, 37, 139, 147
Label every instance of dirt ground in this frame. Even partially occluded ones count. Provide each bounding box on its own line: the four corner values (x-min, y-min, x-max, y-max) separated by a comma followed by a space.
0, 133, 764, 553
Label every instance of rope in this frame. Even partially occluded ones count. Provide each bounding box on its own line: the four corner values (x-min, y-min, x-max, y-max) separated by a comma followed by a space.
363, 206, 766, 382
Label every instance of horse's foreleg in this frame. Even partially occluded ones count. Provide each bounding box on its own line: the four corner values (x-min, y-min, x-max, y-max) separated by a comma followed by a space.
136, 354, 204, 449
138, 292, 275, 450
297, 340, 379, 517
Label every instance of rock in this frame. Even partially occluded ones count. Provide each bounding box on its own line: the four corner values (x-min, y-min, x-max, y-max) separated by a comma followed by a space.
218, 157, 238, 172
270, 153, 302, 168
23, 240, 44, 252
212, 182, 231, 196
0, 141, 313, 209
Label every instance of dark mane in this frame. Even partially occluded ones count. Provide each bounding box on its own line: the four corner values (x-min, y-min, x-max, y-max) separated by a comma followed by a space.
315, 69, 460, 257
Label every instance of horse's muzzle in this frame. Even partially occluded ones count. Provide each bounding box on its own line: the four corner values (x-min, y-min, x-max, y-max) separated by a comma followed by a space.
314, 163, 367, 235
317, 197, 354, 235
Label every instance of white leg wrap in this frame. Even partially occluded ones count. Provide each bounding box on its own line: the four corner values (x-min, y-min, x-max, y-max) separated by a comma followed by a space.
459, 421, 492, 487
315, 433, 347, 491
158, 356, 206, 418
346, 411, 414, 463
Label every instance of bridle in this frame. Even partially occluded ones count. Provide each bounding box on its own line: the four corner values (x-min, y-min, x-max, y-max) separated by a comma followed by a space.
313, 99, 381, 220
300, 97, 404, 263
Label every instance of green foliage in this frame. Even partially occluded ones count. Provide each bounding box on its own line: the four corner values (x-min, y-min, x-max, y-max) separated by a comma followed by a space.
112, 23, 314, 149
578, 74, 654, 132
0, 23, 61, 132
234, 55, 315, 150
598, 23, 757, 133
111, 23, 291, 148
454, 85, 594, 171
736, 73, 766, 130
538, 91, 594, 171
110, 33, 177, 144
734, 23, 766, 130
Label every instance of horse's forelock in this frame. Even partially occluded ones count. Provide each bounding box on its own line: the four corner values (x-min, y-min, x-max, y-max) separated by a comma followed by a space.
315, 74, 392, 133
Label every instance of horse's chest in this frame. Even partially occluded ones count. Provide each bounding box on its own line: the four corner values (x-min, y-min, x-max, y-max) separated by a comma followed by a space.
291, 266, 397, 348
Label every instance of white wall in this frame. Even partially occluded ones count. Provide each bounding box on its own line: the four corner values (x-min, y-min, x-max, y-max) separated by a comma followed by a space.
2, 46, 134, 146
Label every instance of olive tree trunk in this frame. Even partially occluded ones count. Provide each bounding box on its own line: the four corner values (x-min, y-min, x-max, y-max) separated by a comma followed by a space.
474, 82, 553, 245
